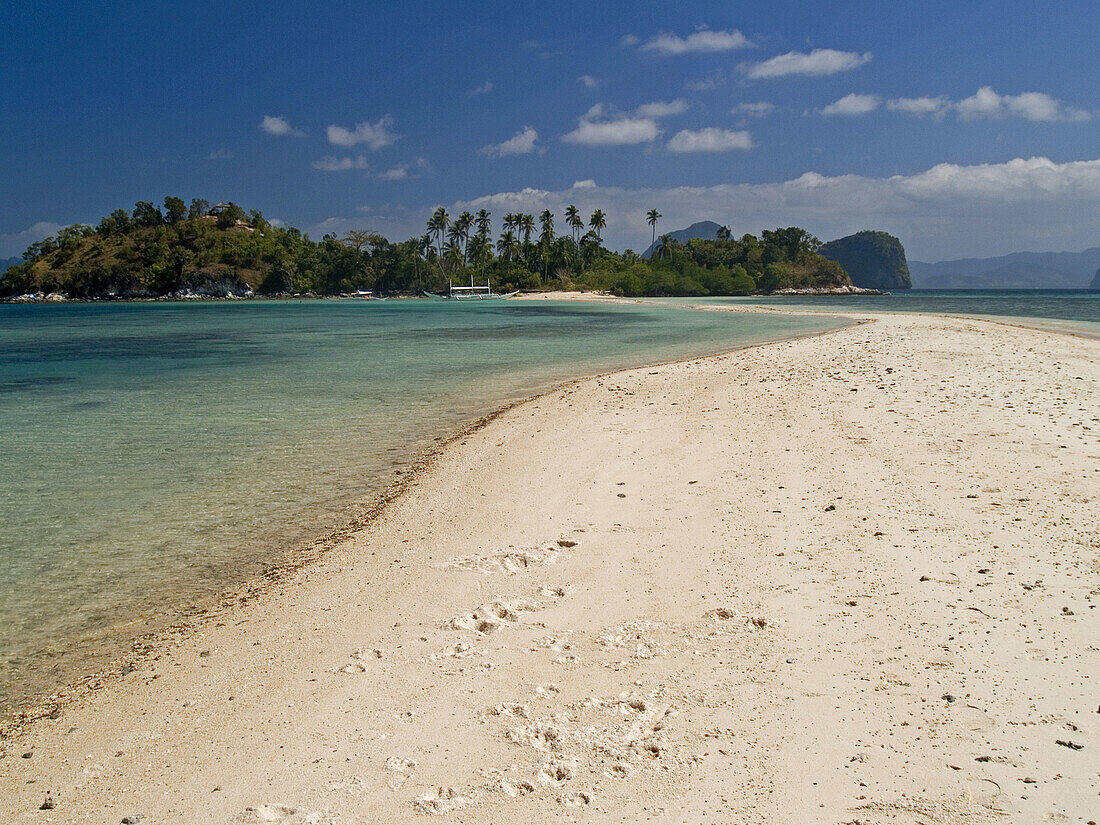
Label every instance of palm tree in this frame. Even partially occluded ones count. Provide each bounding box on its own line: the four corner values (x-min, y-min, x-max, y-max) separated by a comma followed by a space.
538, 209, 555, 279
454, 211, 474, 261
475, 208, 492, 238
496, 230, 519, 263
502, 212, 517, 238
565, 205, 582, 243
589, 209, 607, 241
646, 209, 662, 246
427, 207, 450, 262
467, 233, 492, 282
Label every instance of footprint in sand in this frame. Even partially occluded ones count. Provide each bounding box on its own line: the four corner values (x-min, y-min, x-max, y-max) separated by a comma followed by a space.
498, 778, 537, 797
539, 585, 574, 598
559, 791, 591, 807
235, 803, 339, 824
445, 598, 541, 635
412, 786, 470, 815
439, 538, 581, 574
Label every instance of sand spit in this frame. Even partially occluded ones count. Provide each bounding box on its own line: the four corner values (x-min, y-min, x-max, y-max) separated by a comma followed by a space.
1, 313, 1096, 824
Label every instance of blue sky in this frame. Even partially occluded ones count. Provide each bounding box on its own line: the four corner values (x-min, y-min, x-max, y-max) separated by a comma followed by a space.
2, 0, 1098, 260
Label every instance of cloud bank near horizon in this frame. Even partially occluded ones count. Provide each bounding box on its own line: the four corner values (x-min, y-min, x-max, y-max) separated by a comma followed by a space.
305, 156, 1100, 263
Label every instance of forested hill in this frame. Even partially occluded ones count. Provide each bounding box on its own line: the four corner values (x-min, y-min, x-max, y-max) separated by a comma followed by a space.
2, 197, 857, 300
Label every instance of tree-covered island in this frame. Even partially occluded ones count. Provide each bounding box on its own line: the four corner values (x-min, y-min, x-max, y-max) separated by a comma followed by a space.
2, 197, 871, 300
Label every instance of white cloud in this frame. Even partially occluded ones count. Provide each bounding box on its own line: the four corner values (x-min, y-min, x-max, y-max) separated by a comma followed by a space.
377, 157, 430, 180
0, 221, 64, 257
635, 99, 690, 118
572, 179, 597, 189
563, 118, 658, 146
956, 86, 1090, 122
685, 71, 726, 91
636, 27, 752, 56
619, 34, 640, 47
577, 75, 599, 88
731, 101, 775, 117
432, 155, 1100, 259
667, 128, 754, 153
208, 147, 235, 160
561, 104, 657, 146
821, 93, 881, 116
480, 126, 540, 158
743, 49, 871, 79
259, 115, 304, 137
467, 81, 493, 96
313, 155, 370, 172
887, 96, 949, 116
326, 116, 399, 149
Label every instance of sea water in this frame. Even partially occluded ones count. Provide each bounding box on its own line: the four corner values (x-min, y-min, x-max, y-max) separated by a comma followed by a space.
658, 289, 1098, 337
0, 298, 844, 714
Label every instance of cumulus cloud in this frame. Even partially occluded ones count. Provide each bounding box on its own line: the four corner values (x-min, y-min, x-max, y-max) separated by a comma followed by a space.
956, 86, 1090, 122
731, 101, 775, 117
480, 126, 540, 158
743, 49, 872, 79
577, 75, 599, 88
430, 155, 1100, 259
259, 115, 304, 137
0, 221, 64, 257
572, 179, 597, 189
467, 81, 493, 96
313, 155, 370, 172
821, 93, 881, 116
635, 27, 752, 56
619, 34, 640, 47
377, 157, 430, 180
887, 96, 949, 116
208, 147, 235, 160
667, 128, 754, 153
635, 99, 690, 118
560, 100, 690, 146
326, 116, 399, 149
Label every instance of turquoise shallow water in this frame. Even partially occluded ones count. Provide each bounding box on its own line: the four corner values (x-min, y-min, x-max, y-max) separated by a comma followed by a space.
657, 289, 1099, 337
0, 298, 845, 714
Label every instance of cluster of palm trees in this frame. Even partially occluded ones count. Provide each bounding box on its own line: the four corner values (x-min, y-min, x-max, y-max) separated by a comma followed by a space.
421, 204, 657, 279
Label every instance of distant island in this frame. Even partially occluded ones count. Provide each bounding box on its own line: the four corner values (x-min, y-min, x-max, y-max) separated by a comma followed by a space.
1, 197, 874, 301
644, 222, 911, 291
909, 247, 1100, 289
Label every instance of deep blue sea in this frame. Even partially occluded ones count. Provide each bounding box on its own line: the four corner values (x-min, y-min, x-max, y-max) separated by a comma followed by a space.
0, 298, 846, 714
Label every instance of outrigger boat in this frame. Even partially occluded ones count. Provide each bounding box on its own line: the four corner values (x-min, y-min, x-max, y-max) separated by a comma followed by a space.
339, 290, 386, 300
423, 279, 518, 301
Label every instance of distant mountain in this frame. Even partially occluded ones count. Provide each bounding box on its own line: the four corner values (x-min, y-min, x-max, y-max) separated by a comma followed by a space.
909, 247, 1100, 289
819, 231, 911, 290
0, 256, 22, 274
643, 221, 722, 257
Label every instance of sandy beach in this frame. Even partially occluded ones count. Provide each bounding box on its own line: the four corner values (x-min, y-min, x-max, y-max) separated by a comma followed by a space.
1, 308, 1096, 824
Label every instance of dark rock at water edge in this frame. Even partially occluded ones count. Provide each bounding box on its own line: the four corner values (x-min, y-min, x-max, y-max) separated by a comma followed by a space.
819, 231, 912, 290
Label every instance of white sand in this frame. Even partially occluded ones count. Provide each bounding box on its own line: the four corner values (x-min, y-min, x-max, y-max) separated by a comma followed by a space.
1, 311, 1096, 824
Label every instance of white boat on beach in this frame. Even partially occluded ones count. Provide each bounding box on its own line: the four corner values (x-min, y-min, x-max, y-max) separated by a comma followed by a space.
424, 280, 518, 300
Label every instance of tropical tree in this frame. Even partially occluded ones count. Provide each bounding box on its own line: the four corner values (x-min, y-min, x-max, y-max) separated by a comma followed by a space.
646, 208, 661, 245
565, 205, 583, 243
496, 229, 519, 262
426, 207, 450, 264
717, 225, 732, 240
474, 208, 492, 238
538, 209, 555, 278
454, 211, 474, 260
467, 233, 492, 281
517, 213, 536, 260
589, 209, 607, 241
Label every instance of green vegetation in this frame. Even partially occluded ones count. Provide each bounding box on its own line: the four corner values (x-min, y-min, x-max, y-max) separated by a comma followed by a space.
819, 230, 911, 290
2, 197, 854, 299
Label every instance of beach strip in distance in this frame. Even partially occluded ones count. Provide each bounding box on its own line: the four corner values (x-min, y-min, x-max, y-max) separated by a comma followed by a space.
0, 305, 1095, 824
